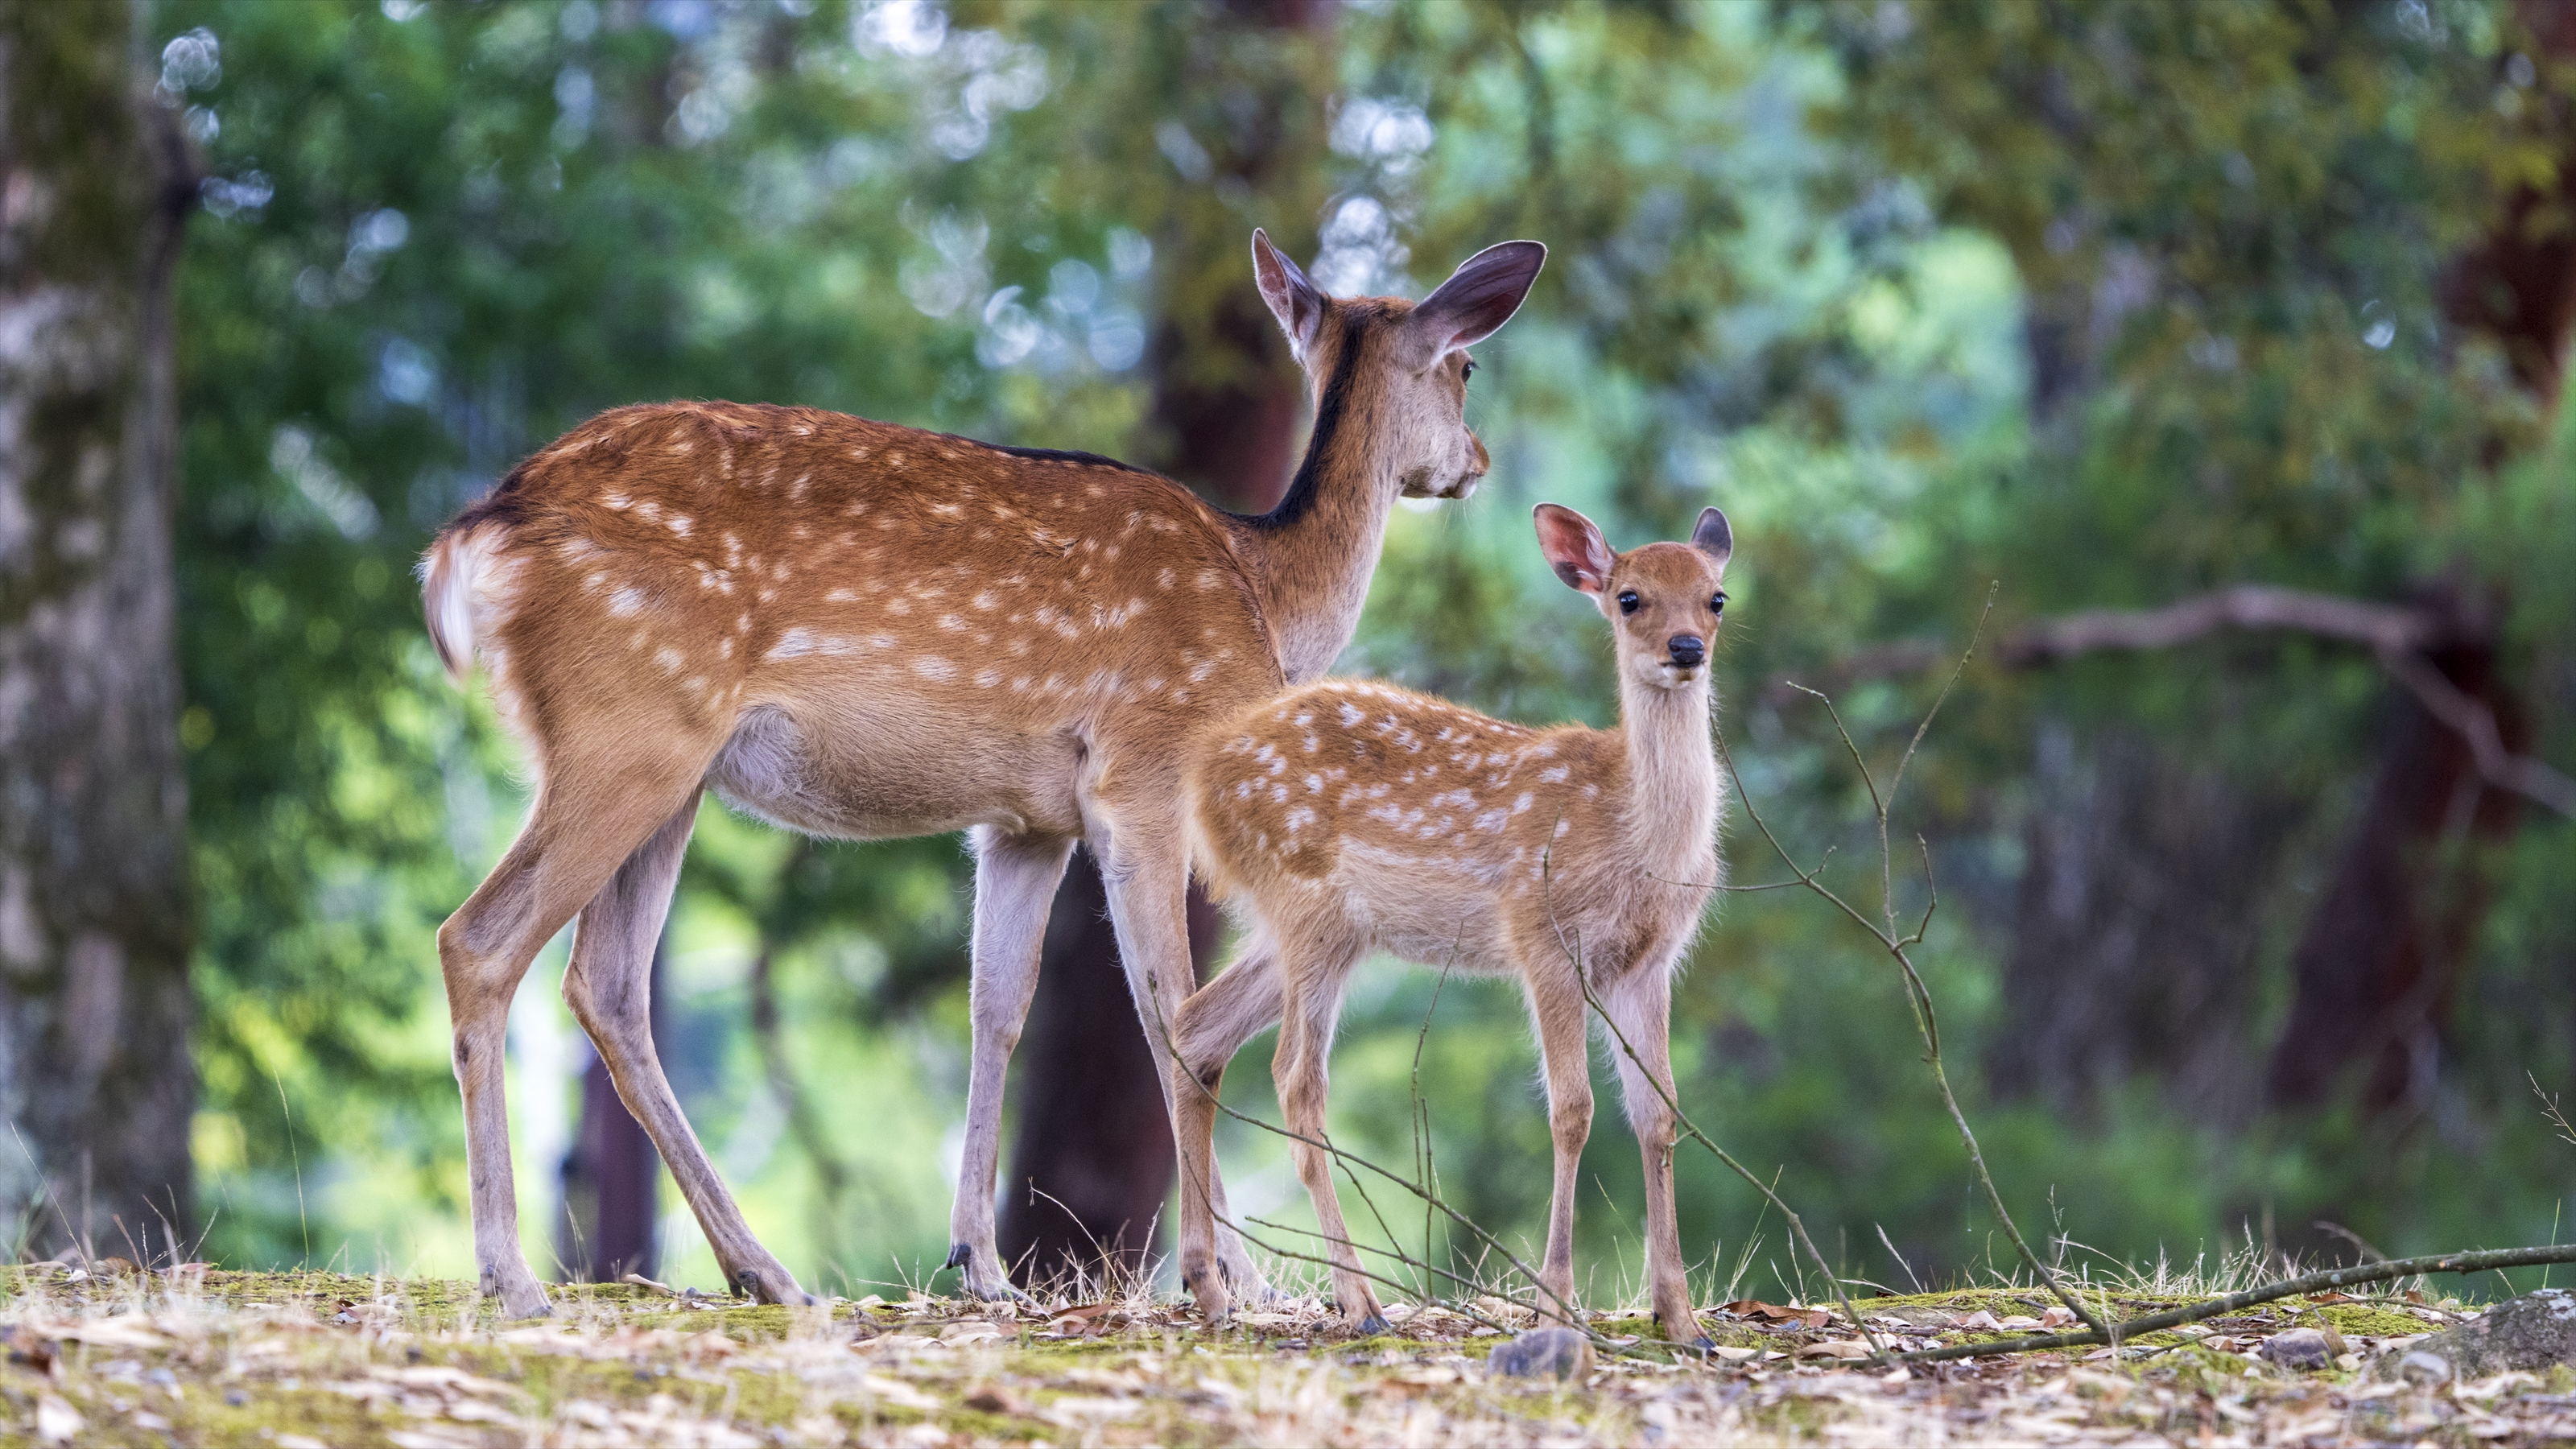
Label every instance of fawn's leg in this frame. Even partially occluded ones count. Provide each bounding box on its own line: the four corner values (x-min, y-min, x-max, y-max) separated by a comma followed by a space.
1522, 965, 1596, 1325
1088, 807, 1269, 1299
1269, 936, 1382, 1333
945, 828, 1078, 1302
562, 789, 811, 1306
1600, 967, 1710, 1348
440, 738, 718, 1319
1173, 933, 1286, 1321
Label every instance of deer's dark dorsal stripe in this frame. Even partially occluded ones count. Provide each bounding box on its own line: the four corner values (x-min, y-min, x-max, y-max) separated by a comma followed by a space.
1244, 307, 1375, 535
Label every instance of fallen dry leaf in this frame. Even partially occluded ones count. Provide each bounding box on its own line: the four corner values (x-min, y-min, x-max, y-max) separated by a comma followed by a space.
34, 1396, 81, 1445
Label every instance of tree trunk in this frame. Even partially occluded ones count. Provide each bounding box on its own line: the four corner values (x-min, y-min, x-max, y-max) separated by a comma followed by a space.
558, 938, 667, 1283
2266, 630, 2527, 1111
1993, 728, 2302, 1122
997, 0, 1335, 1289
0, 6, 198, 1262
2264, 2, 2576, 1113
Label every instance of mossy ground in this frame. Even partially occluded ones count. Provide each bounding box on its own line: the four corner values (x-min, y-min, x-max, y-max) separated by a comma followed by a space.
2, 1268, 2564, 1446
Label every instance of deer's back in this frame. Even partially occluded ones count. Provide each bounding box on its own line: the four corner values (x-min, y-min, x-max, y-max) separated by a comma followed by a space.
1187, 679, 1657, 967
445, 401, 1285, 838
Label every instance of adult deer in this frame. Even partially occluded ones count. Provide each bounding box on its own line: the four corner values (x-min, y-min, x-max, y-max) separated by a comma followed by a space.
1171, 503, 1732, 1348
421, 231, 1545, 1317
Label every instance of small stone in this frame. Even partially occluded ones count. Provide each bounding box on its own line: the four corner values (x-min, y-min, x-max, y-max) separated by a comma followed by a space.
2376, 1289, 2576, 1380
1487, 1326, 1595, 1381
2396, 1350, 2454, 1387
962, 1382, 1026, 1414
2259, 1327, 2347, 1371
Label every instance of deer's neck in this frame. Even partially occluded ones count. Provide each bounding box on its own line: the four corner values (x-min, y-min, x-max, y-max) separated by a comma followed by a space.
1228, 317, 1399, 685
1616, 672, 1722, 881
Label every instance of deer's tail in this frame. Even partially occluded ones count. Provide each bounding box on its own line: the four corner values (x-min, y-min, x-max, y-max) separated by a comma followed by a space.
419, 524, 497, 683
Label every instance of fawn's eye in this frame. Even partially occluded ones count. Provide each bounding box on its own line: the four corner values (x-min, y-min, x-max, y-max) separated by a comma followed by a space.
1461, 360, 1476, 382
1617, 591, 1640, 614
1711, 592, 1727, 615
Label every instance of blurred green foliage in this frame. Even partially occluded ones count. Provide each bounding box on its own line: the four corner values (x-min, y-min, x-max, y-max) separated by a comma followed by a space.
161, 0, 2572, 1298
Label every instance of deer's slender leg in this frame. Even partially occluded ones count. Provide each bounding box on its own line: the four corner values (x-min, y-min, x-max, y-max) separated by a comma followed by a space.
1269, 931, 1381, 1333
561, 788, 812, 1306
1522, 960, 1596, 1323
946, 827, 1078, 1302
1173, 932, 1286, 1320
439, 740, 718, 1319
1598, 965, 1708, 1348
1089, 809, 1270, 1300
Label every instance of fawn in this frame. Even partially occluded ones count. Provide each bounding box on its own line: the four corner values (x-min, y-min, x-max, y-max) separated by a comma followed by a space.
419, 230, 1544, 1317
1171, 502, 1733, 1348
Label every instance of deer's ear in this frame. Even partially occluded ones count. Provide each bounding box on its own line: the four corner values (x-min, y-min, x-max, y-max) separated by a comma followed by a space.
1534, 503, 1613, 594
1407, 240, 1546, 360
1691, 507, 1732, 570
1251, 228, 1327, 361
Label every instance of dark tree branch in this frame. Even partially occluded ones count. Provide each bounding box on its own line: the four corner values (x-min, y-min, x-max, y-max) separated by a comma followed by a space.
1801, 584, 2574, 819
1902, 1243, 2576, 1364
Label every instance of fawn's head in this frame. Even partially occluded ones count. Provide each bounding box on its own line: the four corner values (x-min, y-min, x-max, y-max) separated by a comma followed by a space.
1252, 230, 1546, 502
1534, 503, 1733, 692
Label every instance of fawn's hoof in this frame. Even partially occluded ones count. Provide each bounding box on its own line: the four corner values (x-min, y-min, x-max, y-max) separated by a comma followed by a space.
487, 1278, 553, 1321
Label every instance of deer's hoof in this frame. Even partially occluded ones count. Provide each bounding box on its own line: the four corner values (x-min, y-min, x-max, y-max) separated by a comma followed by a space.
733, 1265, 818, 1307
947, 1244, 1028, 1304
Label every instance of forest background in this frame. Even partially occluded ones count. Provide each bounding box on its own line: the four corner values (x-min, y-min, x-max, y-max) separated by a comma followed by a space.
7, 0, 2575, 1311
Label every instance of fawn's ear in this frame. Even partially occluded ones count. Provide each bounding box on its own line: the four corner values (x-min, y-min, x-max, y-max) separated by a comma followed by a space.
1406, 239, 1546, 362
1534, 503, 1614, 594
1252, 228, 1327, 362
1691, 507, 1732, 570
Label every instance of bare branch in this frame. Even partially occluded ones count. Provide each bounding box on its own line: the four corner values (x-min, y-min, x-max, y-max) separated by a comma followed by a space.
2000, 584, 2446, 664
1790, 583, 2572, 820
2375, 646, 2576, 817
1905, 1243, 2576, 1364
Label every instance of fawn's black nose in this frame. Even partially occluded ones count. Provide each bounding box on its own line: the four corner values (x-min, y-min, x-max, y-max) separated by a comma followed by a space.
1667, 635, 1706, 668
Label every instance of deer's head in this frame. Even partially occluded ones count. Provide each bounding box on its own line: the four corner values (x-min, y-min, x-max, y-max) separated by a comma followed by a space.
1534, 503, 1733, 692
1253, 231, 1546, 502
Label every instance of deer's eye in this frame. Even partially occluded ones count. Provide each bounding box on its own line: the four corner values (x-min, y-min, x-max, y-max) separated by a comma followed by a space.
1461, 360, 1477, 383
1617, 591, 1640, 615
1711, 592, 1727, 615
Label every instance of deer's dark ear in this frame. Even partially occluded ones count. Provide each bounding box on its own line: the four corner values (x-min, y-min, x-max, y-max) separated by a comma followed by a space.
1406, 240, 1546, 361
1534, 503, 1613, 594
1691, 507, 1732, 570
1252, 228, 1327, 361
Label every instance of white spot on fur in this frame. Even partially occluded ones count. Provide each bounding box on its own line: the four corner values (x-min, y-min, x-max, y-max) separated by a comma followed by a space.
914, 657, 957, 683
